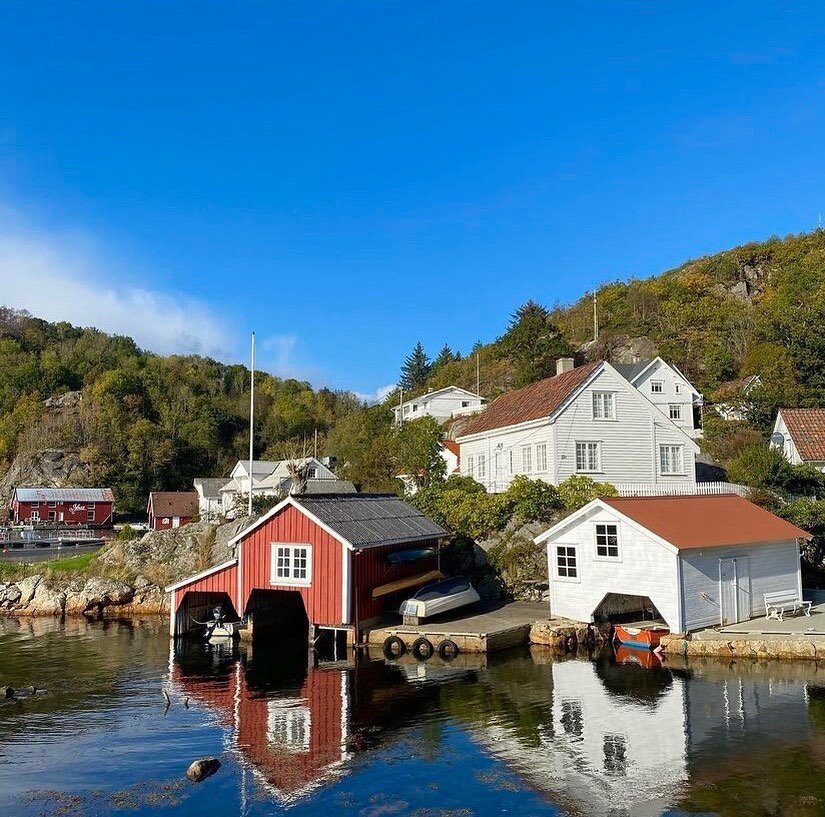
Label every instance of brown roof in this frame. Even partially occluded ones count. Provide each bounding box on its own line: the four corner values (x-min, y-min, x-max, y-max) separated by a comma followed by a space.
441, 440, 460, 456
602, 495, 810, 549
780, 408, 825, 462
459, 362, 600, 436
148, 491, 198, 518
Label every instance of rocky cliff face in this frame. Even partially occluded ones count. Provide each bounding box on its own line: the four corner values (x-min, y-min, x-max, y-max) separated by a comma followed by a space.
0, 448, 95, 505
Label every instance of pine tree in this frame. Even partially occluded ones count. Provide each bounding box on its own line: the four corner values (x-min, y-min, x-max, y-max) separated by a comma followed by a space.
432, 344, 456, 371
501, 301, 573, 386
399, 341, 431, 390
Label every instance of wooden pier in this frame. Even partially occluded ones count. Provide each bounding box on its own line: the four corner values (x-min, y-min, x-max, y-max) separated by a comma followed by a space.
365, 601, 548, 654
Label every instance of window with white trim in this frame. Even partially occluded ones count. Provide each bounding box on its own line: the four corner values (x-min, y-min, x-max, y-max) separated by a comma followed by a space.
575, 441, 601, 473
30, 511, 39, 521
592, 392, 616, 420
478, 453, 486, 478
271, 544, 312, 585
659, 445, 684, 475
536, 443, 547, 472
87, 508, 95, 522
47, 501, 57, 508
650, 380, 664, 394
674, 382, 682, 394
509, 450, 514, 475
461, 400, 470, 408
466, 454, 475, 476
308, 467, 318, 479
267, 699, 311, 753
669, 404, 682, 420
595, 523, 619, 558
521, 446, 532, 474
556, 545, 578, 578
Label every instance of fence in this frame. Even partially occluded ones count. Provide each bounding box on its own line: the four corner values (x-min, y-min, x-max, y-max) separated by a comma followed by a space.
613, 481, 749, 498
0, 527, 98, 543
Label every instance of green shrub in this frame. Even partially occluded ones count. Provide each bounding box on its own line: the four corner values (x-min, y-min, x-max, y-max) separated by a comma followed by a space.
116, 524, 137, 541
558, 475, 618, 511
501, 475, 562, 523
727, 444, 791, 489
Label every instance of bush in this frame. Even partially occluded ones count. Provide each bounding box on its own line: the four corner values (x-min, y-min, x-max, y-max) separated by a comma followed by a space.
558, 475, 618, 511
116, 524, 137, 541
501, 475, 562, 523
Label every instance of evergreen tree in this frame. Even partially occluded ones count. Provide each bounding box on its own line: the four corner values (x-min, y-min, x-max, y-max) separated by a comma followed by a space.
399, 341, 431, 390
432, 344, 456, 371
501, 301, 573, 387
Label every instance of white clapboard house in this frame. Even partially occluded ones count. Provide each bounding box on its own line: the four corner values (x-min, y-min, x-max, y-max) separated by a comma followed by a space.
535, 494, 809, 632
771, 408, 825, 472
393, 386, 484, 425
455, 358, 700, 493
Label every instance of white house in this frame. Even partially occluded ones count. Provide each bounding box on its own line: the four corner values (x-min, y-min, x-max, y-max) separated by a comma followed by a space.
535, 494, 809, 632
393, 386, 484, 425
771, 408, 825, 471
713, 374, 761, 421
613, 357, 703, 438
456, 358, 700, 493
193, 478, 228, 522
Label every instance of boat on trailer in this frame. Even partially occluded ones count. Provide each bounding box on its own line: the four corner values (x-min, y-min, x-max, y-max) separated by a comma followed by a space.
613, 622, 669, 650
399, 576, 480, 625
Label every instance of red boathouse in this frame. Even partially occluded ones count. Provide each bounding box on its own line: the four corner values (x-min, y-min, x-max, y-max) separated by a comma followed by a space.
147, 491, 198, 530
11, 487, 114, 527
166, 493, 448, 642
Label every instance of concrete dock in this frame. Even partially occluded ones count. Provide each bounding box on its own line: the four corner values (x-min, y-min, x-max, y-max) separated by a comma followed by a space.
365, 601, 548, 654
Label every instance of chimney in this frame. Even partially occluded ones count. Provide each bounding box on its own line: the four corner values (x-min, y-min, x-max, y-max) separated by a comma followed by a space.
556, 357, 576, 376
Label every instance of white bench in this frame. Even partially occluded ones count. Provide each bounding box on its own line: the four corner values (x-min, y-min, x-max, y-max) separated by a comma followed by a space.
764, 590, 811, 621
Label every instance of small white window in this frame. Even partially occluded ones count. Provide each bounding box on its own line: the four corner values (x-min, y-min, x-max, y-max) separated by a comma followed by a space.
30, 511, 40, 521
522, 446, 532, 474
478, 453, 486, 478
674, 382, 682, 394
271, 544, 312, 585
47, 501, 57, 508
87, 508, 95, 522
650, 381, 664, 394
412, 404, 419, 412
536, 443, 548, 472
31, 501, 40, 509
308, 467, 318, 479
592, 392, 616, 420
461, 400, 470, 408
595, 523, 619, 558
403, 405, 410, 416
48, 511, 56, 522
659, 445, 684, 475
556, 545, 578, 578
509, 450, 514, 475
669, 404, 682, 421
466, 454, 475, 476
575, 441, 601, 473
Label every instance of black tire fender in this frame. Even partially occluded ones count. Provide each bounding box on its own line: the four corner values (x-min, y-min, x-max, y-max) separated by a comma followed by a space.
411, 637, 434, 661
437, 639, 460, 661
382, 635, 406, 659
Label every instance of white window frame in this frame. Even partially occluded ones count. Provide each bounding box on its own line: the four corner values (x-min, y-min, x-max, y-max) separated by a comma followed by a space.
267, 699, 311, 753
674, 382, 682, 394
650, 380, 664, 394
592, 391, 616, 421
270, 543, 313, 586
668, 404, 682, 421
466, 454, 475, 477
594, 522, 620, 561
30, 511, 40, 522
575, 441, 601, 473
461, 400, 470, 408
659, 444, 684, 476
536, 443, 548, 472
522, 446, 532, 474
509, 450, 514, 475
478, 453, 486, 479
554, 544, 579, 583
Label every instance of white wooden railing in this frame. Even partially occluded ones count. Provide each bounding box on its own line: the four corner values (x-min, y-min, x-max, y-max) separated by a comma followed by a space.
613, 482, 749, 498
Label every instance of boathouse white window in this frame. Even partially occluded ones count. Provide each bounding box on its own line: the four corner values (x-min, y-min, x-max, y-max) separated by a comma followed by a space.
650, 380, 664, 394
575, 441, 601, 473
595, 523, 619, 559
669, 404, 682, 420
30, 511, 39, 521
521, 446, 532, 473
267, 699, 311, 753
466, 454, 475, 476
592, 392, 616, 420
47, 501, 57, 508
659, 444, 684, 475
556, 545, 578, 579
308, 467, 318, 479
271, 544, 312, 586
536, 443, 548, 472
87, 508, 95, 522
478, 453, 486, 478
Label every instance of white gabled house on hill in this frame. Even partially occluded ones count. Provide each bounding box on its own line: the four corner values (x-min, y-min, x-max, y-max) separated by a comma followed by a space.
455, 358, 700, 493
771, 408, 825, 472
393, 386, 484, 425
612, 357, 703, 438
535, 494, 809, 632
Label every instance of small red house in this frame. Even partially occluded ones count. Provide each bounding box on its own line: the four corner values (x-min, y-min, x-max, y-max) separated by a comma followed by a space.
147, 491, 199, 530
11, 487, 114, 527
167, 493, 447, 642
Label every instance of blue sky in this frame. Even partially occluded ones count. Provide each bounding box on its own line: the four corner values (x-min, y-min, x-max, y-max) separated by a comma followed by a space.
2, 2, 825, 398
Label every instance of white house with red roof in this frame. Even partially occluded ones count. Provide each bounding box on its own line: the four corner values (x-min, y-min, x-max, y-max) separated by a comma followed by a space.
535, 494, 809, 632
771, 408, 825, 471
440, 440, 460, 475
455, 358, 700, 493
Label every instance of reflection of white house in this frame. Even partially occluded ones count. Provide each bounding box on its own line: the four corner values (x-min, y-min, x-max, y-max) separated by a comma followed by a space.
771, 408, 825, 471
456, 358, 700, 493
613, 357, 703, 439
536, 494, 809, 632
393, 386, 484, 425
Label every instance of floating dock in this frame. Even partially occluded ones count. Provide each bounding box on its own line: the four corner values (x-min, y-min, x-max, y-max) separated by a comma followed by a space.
365, 601, 548, 654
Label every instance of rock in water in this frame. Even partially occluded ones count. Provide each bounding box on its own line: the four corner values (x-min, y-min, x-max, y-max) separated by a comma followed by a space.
185, 757, 221, 783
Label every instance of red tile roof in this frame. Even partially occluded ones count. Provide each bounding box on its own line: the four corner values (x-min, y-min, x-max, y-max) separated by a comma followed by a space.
602, 494, 810, 549
780, 408, 825, 462
459, 362, 600, 436
441, 440, 460, 456
148, 491, 199, 518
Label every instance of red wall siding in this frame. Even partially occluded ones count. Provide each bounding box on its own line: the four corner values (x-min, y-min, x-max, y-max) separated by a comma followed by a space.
13, 500, 113, 526
240, 505, 344, 626
175, 562, 239, 611
353, 541, 440, 621
151, 515, 193, 530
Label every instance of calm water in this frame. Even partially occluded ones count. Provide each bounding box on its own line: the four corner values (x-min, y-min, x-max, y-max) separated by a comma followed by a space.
2, 619, 825, 817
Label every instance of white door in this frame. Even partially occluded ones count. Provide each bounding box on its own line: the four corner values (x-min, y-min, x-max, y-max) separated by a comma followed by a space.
719, 557, 751, 625
172, 516, 181, 528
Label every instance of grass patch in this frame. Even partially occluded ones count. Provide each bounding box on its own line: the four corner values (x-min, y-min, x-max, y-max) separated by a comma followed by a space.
0, 549, 100, 583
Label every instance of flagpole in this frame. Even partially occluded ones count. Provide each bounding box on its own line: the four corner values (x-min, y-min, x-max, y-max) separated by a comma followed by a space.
248, 332, 255, 517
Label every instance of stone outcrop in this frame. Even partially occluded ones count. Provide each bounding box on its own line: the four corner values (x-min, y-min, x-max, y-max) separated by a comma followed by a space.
0, 448, 95, 505
659, 633, 825, 661
530, 618, 611, 652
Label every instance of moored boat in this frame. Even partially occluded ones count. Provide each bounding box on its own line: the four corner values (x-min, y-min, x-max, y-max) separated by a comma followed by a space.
399, 576, 480, 624
613, 622, 669, 650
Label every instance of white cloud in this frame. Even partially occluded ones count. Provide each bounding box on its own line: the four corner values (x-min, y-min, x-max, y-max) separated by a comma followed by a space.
353, 383, 397, 405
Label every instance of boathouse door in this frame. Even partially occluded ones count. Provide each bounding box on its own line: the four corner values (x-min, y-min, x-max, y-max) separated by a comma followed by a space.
719, 557, 751, 626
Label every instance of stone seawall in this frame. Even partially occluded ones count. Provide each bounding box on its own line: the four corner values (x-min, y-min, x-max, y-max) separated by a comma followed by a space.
659, 634, 825, 661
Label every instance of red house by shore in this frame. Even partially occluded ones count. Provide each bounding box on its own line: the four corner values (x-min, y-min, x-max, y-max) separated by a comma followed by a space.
11, 487, 114, 527
167, 493, 447, 642
147, 491, 198, 530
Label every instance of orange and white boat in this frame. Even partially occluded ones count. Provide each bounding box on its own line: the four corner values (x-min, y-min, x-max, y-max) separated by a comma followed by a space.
613, 622, 669, 650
